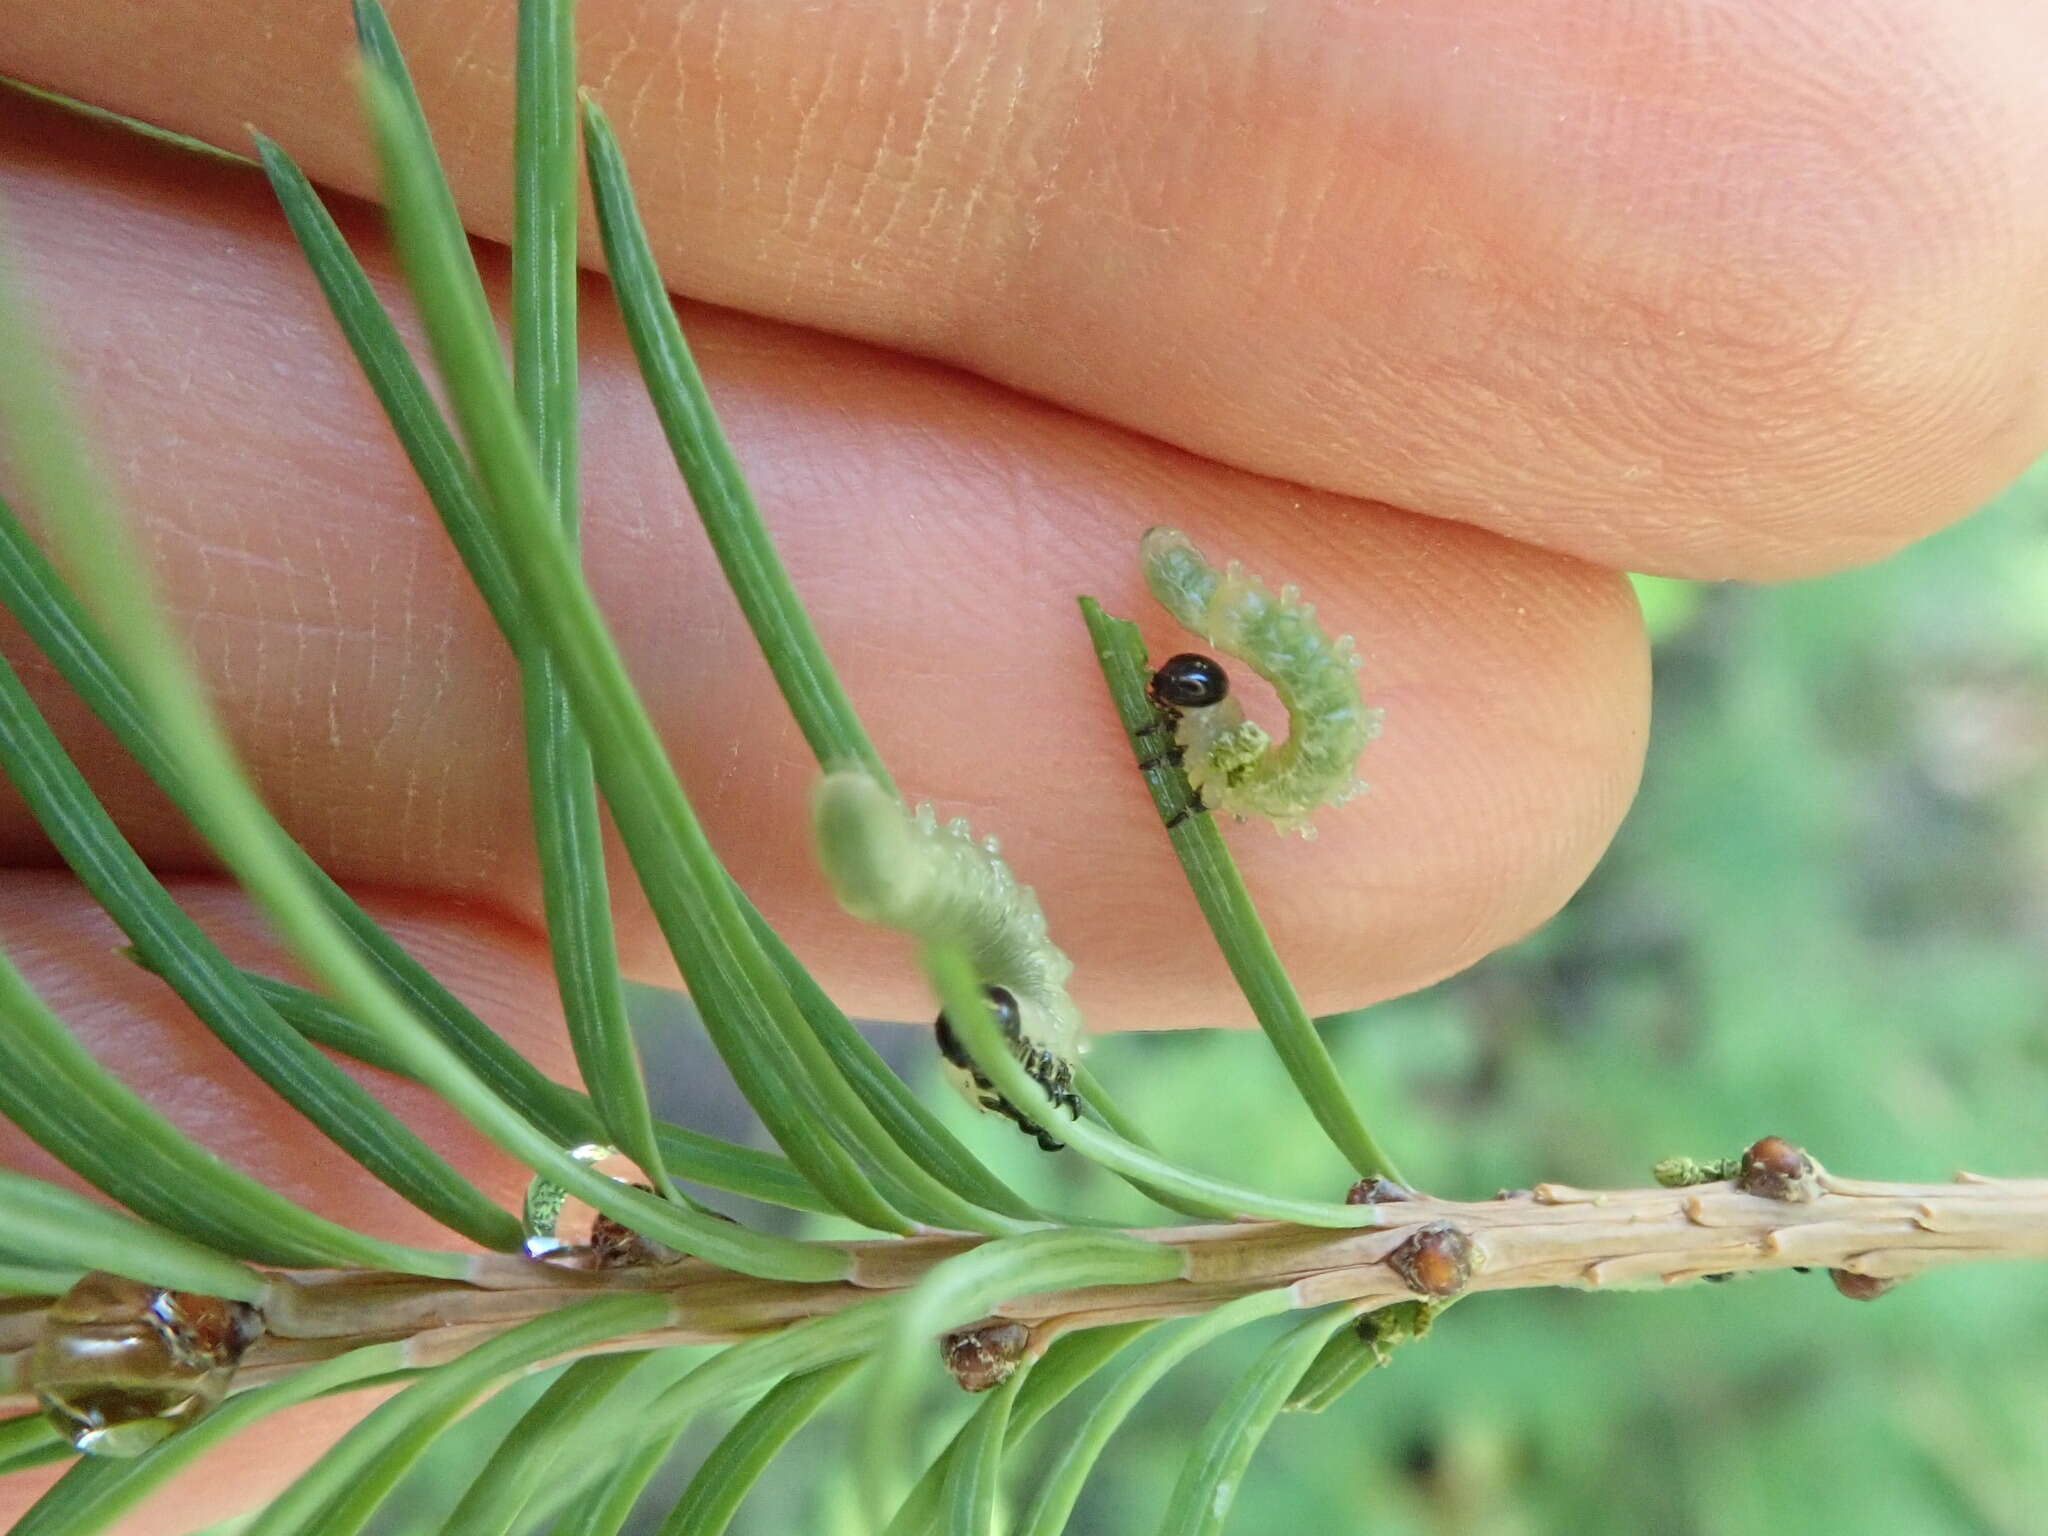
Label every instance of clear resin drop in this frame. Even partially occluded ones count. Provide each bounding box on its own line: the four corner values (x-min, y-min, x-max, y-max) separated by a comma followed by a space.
30, 1271, 264, 1457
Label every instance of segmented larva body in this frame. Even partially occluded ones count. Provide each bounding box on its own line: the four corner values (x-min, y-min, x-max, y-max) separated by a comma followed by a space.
813, 773, 1082, 1144
1142, 526, 1378, 836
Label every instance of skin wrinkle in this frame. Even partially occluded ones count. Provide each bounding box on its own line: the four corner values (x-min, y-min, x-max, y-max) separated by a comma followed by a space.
941, 2, 1015, 289
771, 9, 844, 258
899, 6, 978, 259
418, 578, 457, 877
1016, 0, 1100, 258
737, 1, 767, 262
843, 7, 928, 267
1264, 75, 1343, 296
836, 25, 918, 268
441, 0, 512, 182
705, 0, 726, 185
367, 537, 406, 857
309, 530, 337, 846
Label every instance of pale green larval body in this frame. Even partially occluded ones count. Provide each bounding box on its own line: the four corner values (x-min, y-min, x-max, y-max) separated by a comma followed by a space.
812, 772, 1083, 1062
1142, 527, 1379, 835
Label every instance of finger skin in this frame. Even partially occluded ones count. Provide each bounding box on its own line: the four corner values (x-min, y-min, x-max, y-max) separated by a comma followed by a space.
3, 0, 2044, 575
0, 875, 559, 1241
0, 873, 559, 1533
0, 97, 1647, 1028
0, 1390, 402, 1535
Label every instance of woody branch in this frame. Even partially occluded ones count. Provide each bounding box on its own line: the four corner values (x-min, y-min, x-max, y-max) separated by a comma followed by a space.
6, 1139, 2046, 1410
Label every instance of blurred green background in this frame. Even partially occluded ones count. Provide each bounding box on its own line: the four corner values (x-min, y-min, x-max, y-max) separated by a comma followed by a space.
361, 459, 2048, 1536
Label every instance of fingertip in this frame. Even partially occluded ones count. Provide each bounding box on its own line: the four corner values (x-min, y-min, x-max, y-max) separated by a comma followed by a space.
0, 1389, 402, 1535
754, 496, 1649, 1031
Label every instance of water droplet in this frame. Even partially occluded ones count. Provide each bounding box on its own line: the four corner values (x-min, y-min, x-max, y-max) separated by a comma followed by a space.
524, 1143, 618, 1256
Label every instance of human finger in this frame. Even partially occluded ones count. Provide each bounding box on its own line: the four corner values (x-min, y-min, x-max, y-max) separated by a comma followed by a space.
3, 0, 2044, 574
0, 872, 562, 1532
0, 95, 1646, 1030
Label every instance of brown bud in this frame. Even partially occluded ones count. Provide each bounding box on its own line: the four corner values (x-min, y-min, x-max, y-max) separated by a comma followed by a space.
588, 1215, 683, 1270
1736, 1137, 1819, 1203
1829, 1269, 1897, 1302
1386, 1222, 1477, 1298
589, 1220, 684, 1269
156, 1291, 265, 1364
1346, 1177, 1414, 1206
940, 1320, 1031, 1393
587, 1184, 698, 1270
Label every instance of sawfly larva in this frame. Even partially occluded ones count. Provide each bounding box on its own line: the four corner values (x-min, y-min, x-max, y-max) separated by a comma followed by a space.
1140, 526, 1379, 836
812, 772, 1082, 1149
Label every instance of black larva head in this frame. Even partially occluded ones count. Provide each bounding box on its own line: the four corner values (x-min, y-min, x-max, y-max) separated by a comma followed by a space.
1148, 652, 1230, 710
933, 984, 1023, 1067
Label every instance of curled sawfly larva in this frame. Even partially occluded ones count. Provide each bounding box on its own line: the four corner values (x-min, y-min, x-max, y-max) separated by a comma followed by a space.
812, 772, 1082, 1149
1139, 526, 1379, 836
934, 983, 1079, 1151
